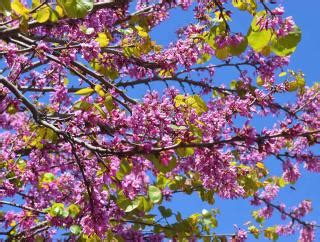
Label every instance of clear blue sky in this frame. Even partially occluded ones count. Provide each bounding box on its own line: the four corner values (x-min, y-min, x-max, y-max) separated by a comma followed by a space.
147, 1, 320, 241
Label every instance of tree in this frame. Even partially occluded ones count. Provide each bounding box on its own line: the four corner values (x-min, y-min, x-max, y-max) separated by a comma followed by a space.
0, 0, 318, 240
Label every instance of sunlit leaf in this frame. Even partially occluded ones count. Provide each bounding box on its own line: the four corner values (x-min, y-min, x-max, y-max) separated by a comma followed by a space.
247, 27, 272, 52
74, 87, 94, 96
271, 26, 301, 56
67, 204, 81, 218
11, 0, 29, 18
70, 225, 81, 235
0, 0, 11, 16
148, 185, 162, 203
125, 199, 140, 212
57, 0, 93, 18
35, 6, 51, 23
96, 33, 109, 47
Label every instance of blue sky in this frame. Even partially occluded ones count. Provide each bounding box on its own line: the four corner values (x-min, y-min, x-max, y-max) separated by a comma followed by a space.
147, 1, 320, 241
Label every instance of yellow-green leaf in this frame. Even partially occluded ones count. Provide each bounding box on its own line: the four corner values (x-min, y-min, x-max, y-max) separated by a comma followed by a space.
0, 0, 11, 16
41, 172, 55, 183
279, 72, 287, 77
264, 227, 279, 241
148, 185, 162, 203
32, 0, 41, 8
49, 203, 65, 217
35, 6, 51, 23
247, 27, 272, 52
74, 87, 94, 96
93, 103, 106, 117
49, 9, 60, 22
230, 37, 248, 56
57, 0, 93, 18
11, 0, 29, 18
270, 26, 301, 57
104, 94, 115, 112
287, 81, 298, 92
67, 204, 81, 218
232, 0, 257, 14
215, 47, 230, 60
70, 225, 81, 235
125, 199, 140, 212
135, 25, 149, 38
116, 159, 132, 180
256, 76, 264, 86
176, 147, 195, 157
96, 33, 109, 47
147, 154, 176, 173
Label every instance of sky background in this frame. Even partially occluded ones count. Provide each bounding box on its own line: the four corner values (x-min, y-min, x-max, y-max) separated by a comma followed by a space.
146, 1, 320, 241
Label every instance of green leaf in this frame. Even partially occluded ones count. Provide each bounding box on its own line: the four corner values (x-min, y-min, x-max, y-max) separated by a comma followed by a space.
70, 225, 82, 235
232, 0, 247, 11
230, 37, 248, 56
256, 76, 264, 86
94, 84, 103, 93
93, 103, 106, 117
116, 192, 131, 210
41, 172, 55, 183
204, 23, 227, 48
135, 25, 149, 38
104, 68, 119, 80
35, 6, 51, 23
230, 80, 237, 90
247, 27, 272, 52
125, 199, 140, 212
67, 204, 80, 218
96, 33, 109, 47
74, 100, 91, 110
6, 104, 17, 114
50, 203, 65, 217
19, 16, 29, 33
11, 0, 29, 18
57, 0, 93, 18
116, 159, 132, 180
278, 72, 287, 77
249, 225, 260, 239
201, 209, 211, 218
148, 185, 162, 203
104, 94, 115, 112
158, 206, 172, 218
264, 226, 279, 241
252, 210, 265, 224
32, 0, 41, 7
184, 95, 208, 115
296, 75, 305, 87
251, 11, 267, 31
17, 159, 26, 170
275, 177, 287, 188
199, 190, 215, 205
287, 81, 299, 92
215, 47, 230, 60
197, 53, 211, 64
174, 95, 185, 107
270, 26, 301, 56
232, 0, 257, 14
74, 87, 94, 96
176, 147, 195, 157
137, 196, 152, 212
0, 0, 11, 16
147, 154, 177, 173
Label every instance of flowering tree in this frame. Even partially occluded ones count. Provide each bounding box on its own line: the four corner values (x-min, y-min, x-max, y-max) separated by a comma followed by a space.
0, 0, 319, 240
